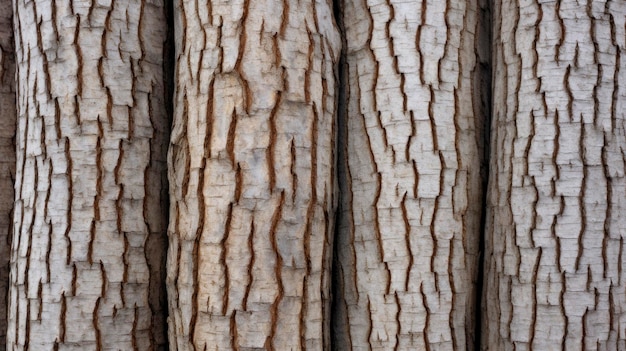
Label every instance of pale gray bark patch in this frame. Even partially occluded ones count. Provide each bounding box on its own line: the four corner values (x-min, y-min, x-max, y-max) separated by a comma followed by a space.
7, 1, 169, 349
483, 0, 626, 350
166, 0, 341, 349
0, 0, 16, 349
332, 0, 488, 349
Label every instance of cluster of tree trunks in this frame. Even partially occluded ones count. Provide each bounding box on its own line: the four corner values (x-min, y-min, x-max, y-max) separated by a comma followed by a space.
0, 0, 623, 350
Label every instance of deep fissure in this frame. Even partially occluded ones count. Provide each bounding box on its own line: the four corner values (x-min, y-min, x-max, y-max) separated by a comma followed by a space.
330, 0, 349, 345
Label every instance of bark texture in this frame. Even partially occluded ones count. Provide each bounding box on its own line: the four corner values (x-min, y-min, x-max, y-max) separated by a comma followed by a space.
7, 0, 169, 349
483, 0, 626, 349
0, 0, 16, 349
166, 0, 341, 349
332, 0, 489, 349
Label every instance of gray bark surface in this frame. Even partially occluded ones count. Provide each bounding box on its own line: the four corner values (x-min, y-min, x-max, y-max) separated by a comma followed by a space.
7, 1, 169, 349
483, 0, 626, 349
166, 0, 341, 349
332, 0, 490, 349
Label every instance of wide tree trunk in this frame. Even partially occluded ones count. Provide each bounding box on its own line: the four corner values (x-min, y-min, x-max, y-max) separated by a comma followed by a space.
483, 0, 626, 349
0, 0, 15, 349
165, 0, 341, 349
332, 0, 490, 349
7, 1, 169, 349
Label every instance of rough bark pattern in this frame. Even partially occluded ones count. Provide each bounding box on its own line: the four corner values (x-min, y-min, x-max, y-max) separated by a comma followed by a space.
483, 1, 626, 350
7, 0, 169, 349
0, 0, 15, 349
166, 0, 341, 349
333, 0, 488, 349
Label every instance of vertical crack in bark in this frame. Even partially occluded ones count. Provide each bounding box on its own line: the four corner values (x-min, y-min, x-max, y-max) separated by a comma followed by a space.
474, 0, 491, 349
230, 309, 239, 350
268, 91, 282, 192
420, 283, 432, 351
59, 292, 66, 343
243, 219, 255, 311
190, 231, 199, 349
93, 297, 102, 350
416, 0, 427, 85
64, 137, 73, 266
268, 191, 286, 350
330, 0, 349, 345
401, 193, 413, 292
221, 203, 233, 315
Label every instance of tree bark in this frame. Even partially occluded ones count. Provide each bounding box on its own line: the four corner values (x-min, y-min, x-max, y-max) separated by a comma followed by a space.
332, 0, 490, 349
165, 0, 341, 349
483, 0, 626, 349
0, 0, 16, 349
7, 1, 169, 349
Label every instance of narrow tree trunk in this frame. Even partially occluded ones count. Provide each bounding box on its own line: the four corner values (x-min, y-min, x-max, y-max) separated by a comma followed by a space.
0, 0, 15, 349
483, 1, 626, 349
166, 0, 341, 349
332, 0, 489, 349
7, 1, 169, 349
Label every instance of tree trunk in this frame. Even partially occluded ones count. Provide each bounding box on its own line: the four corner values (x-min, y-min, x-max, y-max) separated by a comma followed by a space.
332, 0, 490, 349
0, 0, 16, 349
483, 0, 626, 349
165, 0, 341, 349
7, 1, 169, 349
